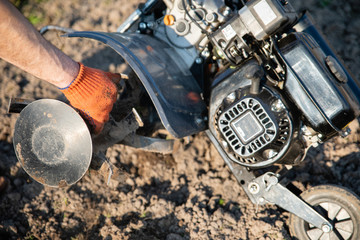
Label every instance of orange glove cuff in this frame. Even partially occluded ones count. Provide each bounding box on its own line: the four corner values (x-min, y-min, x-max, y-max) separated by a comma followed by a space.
60, 63, 119, 134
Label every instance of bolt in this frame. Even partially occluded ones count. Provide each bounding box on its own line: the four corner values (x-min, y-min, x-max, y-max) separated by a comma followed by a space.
195, 57, 203, 64
147, 22, 155, 29
322, 224, 332, 233
341, 131, 350, 137
271, 99, 285, 112
229, 46, 240, 58
195, 117, 203, 125
264, 42, 271, 50
139, 22, 147, 30
248, 182, 260, 194
340, 127, 351, 138
206, 12, 218, 22
222, 140, 228, 149
226, 92, 236, 102
222, 7, 231, 17
201, 49, 210, 58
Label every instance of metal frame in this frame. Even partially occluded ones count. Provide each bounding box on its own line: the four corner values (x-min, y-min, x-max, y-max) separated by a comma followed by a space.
206, 129, 333, 232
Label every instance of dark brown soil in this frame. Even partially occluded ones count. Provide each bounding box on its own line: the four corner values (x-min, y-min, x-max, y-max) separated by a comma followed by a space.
1, 0, 360, 239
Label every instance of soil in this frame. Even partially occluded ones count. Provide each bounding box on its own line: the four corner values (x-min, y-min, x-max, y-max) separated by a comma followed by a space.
1, 0, 360, 239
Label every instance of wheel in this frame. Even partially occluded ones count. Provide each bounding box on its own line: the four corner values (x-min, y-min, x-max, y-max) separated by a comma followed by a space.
289, 185, 360, 240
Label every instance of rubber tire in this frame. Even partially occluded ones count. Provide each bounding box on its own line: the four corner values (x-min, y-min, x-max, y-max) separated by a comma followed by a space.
289, 185, 360, 240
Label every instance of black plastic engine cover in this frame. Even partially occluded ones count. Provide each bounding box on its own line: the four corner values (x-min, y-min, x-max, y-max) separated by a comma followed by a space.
217, 88, 292, 166
278, 14, 360, 137
209, 60, 306, 168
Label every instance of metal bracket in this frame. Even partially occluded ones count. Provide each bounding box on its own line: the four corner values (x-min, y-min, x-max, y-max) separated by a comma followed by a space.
116, 0, 159, 33
90, 152, 129, 185
8, 98, 34, 113
248, 172, 332, 231
206, 130, 333, 232
93, 108, 144, 153
121, 134, 174, 154
91, 108, 143, 185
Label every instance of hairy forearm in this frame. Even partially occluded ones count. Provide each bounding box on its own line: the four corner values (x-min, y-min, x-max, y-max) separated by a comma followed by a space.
0, 0, 79, 88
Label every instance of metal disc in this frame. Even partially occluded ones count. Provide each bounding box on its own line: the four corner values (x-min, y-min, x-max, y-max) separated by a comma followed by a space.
13, 99, 92, 187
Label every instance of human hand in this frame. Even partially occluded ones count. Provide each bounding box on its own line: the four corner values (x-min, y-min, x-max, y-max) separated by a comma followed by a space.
60, 63, 121, 134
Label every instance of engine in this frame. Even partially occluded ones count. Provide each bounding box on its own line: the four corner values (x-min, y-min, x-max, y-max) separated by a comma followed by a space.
206, 0, 360, 168
137, 0, 360, 168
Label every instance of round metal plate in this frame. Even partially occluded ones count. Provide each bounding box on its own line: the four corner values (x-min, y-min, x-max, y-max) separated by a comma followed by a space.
13, 99, 92, 187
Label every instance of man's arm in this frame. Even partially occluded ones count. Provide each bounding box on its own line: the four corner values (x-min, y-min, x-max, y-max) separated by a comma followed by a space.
0, 0, 120, 134
0, 0, 79, 88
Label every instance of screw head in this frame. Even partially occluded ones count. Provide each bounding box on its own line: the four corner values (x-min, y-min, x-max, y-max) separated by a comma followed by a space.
206, 12, 218, 22
271, 99, 285, 112
195, 57, 203, 64
248, 182, 260, 194
226, 92, 236, 102
201, 49, 210, 58
322, 224, 332, 233
139, 22, 147, 30
222, 140, 228, 149
195, 117, 203, 125
222, 7, 231, 17
147, 22, 155, 29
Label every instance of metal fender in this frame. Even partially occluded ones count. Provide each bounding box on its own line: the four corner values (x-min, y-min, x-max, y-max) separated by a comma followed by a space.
66, 32, 207, 138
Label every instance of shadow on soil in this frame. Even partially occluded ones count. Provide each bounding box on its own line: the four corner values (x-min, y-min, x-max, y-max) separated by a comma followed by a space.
286, 147, 360, 197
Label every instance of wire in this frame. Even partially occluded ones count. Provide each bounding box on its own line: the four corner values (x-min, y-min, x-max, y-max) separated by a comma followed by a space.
39, 25, 75, 35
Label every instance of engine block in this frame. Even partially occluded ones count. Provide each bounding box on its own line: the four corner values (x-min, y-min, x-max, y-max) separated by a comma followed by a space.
153, 0, 230, 66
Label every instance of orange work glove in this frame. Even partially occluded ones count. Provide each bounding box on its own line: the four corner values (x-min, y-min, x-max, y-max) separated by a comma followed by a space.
60, 63, 120, 134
